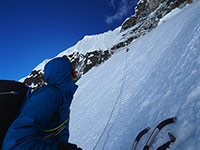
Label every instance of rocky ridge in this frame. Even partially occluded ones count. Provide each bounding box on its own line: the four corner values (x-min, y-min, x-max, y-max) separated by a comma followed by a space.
111, 0, 189, 50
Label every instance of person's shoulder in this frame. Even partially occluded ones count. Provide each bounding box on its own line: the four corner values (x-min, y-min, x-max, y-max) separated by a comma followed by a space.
38, 85, 60, 92
31, 85, 62, 101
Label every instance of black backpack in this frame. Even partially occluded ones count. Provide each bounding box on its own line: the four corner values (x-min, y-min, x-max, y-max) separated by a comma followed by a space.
0, 80, 29, 148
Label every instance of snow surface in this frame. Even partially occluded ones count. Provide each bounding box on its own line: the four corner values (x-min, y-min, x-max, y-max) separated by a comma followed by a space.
68, 1, 200, 150
158, 7, 182, 26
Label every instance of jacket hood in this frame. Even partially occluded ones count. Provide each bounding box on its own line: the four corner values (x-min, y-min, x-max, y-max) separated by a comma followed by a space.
45, 57, 72, 85
44, 57, 78, 104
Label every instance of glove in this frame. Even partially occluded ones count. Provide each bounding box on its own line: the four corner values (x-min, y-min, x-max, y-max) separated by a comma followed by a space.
57, 142, 82, 150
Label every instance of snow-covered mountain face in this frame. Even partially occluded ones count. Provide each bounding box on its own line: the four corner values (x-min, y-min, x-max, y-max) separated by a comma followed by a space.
21, 0, 192, 88
69, 1, 200, 149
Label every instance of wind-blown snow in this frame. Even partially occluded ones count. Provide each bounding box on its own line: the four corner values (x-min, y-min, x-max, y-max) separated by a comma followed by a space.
69, 1, 200, 150
57, 27, 121, 57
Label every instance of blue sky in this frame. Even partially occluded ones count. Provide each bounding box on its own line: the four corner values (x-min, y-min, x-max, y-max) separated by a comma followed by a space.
0, 0, 138, 81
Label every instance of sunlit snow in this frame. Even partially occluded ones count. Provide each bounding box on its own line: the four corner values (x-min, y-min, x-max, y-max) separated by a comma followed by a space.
69, 1, 200, 150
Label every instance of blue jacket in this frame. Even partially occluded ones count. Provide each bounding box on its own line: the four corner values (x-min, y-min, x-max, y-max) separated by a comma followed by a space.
2, 57, 78, 150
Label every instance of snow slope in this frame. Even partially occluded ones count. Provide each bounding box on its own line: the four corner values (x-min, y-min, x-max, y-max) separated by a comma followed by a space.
69, 1, 200, 150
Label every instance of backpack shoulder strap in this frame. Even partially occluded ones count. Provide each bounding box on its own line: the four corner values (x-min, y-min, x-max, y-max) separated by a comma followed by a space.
49, 97, 64, 122
42, 85, 70, 140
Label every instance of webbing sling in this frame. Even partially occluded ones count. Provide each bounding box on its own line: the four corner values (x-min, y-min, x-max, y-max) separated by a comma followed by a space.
43, 117, 70, 139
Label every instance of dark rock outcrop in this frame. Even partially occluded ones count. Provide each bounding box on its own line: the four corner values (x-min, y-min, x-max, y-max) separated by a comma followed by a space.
23, 50, 113, 87
121, 0, 187, 32
111, 0, 188, 50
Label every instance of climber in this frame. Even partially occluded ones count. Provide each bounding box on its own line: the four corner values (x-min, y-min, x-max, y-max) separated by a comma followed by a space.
2, 57, 82, 150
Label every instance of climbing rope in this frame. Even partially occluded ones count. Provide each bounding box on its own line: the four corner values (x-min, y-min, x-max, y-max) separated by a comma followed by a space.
92, 51, 129, 150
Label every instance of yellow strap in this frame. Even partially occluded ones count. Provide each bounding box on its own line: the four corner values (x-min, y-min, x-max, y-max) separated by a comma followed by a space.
43, 118, 69, 132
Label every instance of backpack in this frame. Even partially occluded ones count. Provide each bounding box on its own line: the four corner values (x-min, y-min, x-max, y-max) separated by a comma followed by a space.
0, 80, 29, 148
0, 80, 69, 148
